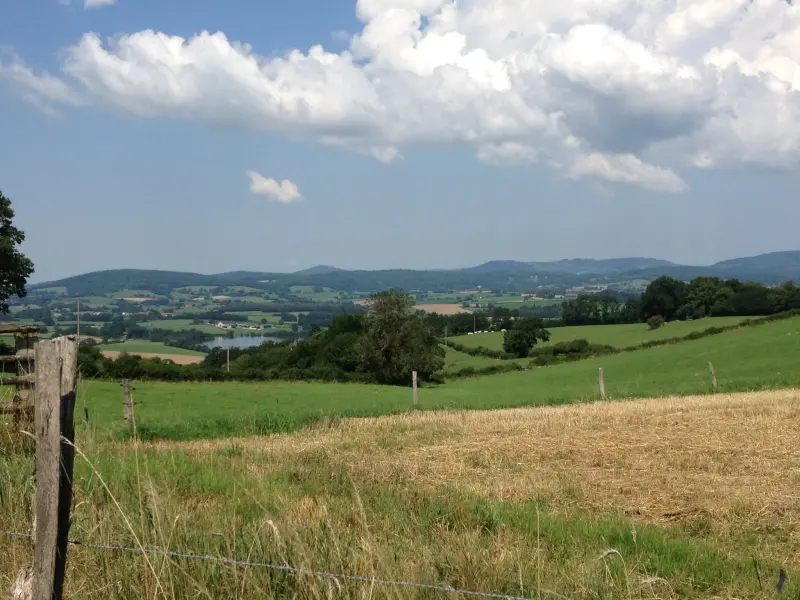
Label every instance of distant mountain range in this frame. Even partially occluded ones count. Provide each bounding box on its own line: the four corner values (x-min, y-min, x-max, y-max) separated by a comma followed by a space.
30, 251, 800, 297
463, 257, 677, 275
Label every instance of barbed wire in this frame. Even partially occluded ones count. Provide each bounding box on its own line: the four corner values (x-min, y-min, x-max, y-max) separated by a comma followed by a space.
0, 529, 533, 600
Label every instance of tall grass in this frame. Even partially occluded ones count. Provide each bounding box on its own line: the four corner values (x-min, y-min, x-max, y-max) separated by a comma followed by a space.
2, 407, 795, 600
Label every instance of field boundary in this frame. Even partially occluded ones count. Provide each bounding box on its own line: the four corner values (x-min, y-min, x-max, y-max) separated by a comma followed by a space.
444, 310, 800, 371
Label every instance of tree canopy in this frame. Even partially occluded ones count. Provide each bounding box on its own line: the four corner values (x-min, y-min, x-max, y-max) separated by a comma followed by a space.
0, 191, 33, 314
360, 289, 444, 385
503, 317, 550, 358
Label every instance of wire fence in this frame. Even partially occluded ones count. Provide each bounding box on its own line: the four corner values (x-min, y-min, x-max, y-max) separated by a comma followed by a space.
1, 529, 535, 600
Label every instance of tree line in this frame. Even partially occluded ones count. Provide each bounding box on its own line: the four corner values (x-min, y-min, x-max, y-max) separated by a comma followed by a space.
79, 290, 445, 385
561, 277, 800, 326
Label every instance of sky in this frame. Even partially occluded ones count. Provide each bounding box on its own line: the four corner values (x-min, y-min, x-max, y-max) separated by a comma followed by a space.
2, 0, 800, 282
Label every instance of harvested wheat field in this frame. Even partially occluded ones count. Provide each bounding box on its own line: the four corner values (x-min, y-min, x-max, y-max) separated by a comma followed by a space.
181, 390, 800, 564
414, 302, 472, 314
101, 350, 204, 364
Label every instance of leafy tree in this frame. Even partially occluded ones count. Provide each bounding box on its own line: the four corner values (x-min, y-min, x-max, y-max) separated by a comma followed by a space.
684, 277, 735, 317
640, 276, 688, 321
503, 317, 550, 358
732, 283, 772, 316
360, 289, 444, 385
0, 191, 34, 314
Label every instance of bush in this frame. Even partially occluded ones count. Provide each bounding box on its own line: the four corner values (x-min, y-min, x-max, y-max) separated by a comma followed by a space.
647, 315, 665, 330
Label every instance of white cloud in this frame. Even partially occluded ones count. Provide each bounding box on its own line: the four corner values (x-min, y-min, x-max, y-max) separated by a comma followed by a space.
5, 0, 800, 192
247, 172, 303, 204
569, 153, 688, 193
84, 0, 117, 8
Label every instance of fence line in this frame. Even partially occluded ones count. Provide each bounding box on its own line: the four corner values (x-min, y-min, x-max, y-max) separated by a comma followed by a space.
1, 529, 535, 600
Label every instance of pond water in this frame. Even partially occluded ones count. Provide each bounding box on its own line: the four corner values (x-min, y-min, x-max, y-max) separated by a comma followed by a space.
204, 336, 286, 350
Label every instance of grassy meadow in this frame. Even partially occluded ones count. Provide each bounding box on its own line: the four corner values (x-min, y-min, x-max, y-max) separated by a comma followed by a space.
98, 340, 206, 356
2, 391, 798, 599
454, 316, 749, 351
60, 316, 800, 441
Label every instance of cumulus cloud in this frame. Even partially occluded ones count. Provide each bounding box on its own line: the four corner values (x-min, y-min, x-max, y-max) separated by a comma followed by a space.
247, 172, 303, 204
569, 153, 688, 193
5, 0, 800, 192
84, 0, 117, 8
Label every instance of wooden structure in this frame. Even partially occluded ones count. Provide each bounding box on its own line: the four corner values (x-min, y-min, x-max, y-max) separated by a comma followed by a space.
11, 335, 79, 600
0, 324, 40, 425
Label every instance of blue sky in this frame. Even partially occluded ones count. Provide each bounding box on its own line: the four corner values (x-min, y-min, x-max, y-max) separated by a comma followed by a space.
2, 0, 800, 282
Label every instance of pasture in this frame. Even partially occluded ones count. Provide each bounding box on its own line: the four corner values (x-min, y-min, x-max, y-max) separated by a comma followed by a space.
454, 316, 749, 351
442, 346, 528, 374
139, 319, 224, 335
414, 303, 472, 314
98, 340, 206, 357
63, 316, 800, 441
2, 391, 797, 599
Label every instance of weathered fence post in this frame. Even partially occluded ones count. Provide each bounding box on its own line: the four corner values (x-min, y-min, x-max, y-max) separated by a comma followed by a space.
32, 335, 79, 600
412, 371, 419, 408
708, 362, 717, 394
122, 380, 133, 432
598, 368, 606, 400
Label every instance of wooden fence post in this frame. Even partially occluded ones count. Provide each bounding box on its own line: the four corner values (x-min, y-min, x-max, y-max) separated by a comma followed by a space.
708, 362, 717, 394
32, 335, 79, 600
412, 371, 419, 408
598, 368, 606, 400
122, 380, 133, 432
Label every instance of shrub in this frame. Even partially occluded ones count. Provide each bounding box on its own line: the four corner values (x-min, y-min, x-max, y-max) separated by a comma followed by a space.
647, 315, 665, 330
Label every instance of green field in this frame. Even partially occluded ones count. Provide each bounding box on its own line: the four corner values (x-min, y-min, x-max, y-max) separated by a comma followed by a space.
5, 389, 796, 599
3, 319, 799, 599
110, 289, 160, 299
442, 346, 527, 373
74, 317, 800, 440
98, 340, 206, 356
139, 319, 227, 336
290, 285, 342, 302
66, 296, 114, 308
454, 316, 748, 351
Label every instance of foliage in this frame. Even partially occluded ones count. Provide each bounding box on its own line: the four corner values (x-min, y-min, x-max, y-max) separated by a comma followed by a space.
640, 276, 688, 321
425, 312, 490, 336
443, 340, 516, 360
0, 191, 34, 314
529, 339, 617, 366
503, 317, 550, 358
641, 276, 800, 322
561, 295, 641, 326
647, 315, 665, 330
360, 290, 444, 385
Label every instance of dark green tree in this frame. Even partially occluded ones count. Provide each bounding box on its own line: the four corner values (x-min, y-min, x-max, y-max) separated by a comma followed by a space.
0, 191, 34, 314
503, 317, 550, 358
360, 289, 444, 385
640, 276, 688, 321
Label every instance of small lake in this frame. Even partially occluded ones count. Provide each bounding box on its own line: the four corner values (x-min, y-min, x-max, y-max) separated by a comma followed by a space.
204, 336, 286, 350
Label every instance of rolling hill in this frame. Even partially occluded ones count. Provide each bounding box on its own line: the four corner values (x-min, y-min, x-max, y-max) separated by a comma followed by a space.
30, 251, 800, 297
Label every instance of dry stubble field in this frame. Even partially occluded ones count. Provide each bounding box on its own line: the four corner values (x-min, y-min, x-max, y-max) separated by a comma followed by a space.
3, 390, 799, 599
